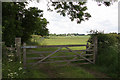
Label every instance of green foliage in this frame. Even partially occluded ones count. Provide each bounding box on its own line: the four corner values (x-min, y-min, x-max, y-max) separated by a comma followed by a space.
2, 2, 49, 46
88, 30, 119, 77
34, 18, 49, 37
97, 34, 118, 48
48, 2, 91, 24
88, 30, 118, 48
2, 45, 27, 78
93, 0, 117, 6
3, 61, 26, 78
46, 1, 117, 24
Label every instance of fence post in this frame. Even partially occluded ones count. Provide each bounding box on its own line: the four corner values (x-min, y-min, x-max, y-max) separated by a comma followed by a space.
15, 38, 21, 61
23, 43, 26, 69
93, 36, 98, 64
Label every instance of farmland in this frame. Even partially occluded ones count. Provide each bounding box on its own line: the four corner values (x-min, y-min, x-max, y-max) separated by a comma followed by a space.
31, 35, 90, 50
40, 36, 89, 45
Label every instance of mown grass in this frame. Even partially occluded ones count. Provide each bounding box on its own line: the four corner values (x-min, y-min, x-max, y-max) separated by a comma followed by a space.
31, 35, 90, 45
25, 35, 95, 78
44, 36, 89, 45
31, 35, 90, 50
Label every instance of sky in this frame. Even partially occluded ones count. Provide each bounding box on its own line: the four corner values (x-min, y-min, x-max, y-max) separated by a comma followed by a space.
27, 0, 118, 34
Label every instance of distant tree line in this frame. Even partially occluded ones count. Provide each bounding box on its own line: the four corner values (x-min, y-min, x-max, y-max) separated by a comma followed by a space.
49, 33, 86, 36
49, 32, 118, 36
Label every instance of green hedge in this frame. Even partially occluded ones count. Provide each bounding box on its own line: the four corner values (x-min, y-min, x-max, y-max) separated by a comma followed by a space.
88, 33, 119, 77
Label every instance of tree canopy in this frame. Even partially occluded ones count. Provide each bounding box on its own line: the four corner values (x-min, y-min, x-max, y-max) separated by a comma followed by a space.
46, 0, 117, 24
48, 2, 91, 24
2, 2, 49, 46
27, 0, 117, 24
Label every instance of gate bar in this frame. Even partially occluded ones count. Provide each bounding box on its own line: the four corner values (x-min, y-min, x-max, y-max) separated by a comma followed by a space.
32, 47, 63, 66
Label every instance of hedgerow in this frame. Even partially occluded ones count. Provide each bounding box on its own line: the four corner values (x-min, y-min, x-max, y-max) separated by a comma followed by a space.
88, 30, 119, 77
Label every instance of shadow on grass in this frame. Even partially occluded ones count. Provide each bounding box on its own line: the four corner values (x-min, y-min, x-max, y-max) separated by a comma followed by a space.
26, 40, 40, 46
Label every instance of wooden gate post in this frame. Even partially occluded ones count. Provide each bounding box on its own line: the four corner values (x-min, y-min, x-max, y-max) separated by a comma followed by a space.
23, 43, 26, 69
93, 36, 98, 64
15, 38, 21, 61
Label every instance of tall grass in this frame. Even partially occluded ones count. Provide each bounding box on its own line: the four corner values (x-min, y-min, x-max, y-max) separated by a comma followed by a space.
83, 33, 119, 78
94, 45, 118, 78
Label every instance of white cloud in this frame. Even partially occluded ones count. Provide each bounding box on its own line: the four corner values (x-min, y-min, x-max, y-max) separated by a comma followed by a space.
27, 0, 118, 34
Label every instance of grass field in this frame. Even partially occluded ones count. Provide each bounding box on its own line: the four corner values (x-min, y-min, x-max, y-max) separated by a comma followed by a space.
31, 35, 90, 45
31, 35, 90, 50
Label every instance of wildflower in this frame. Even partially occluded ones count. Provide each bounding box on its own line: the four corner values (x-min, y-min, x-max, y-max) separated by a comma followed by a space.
8, 73, 10, 77
14, 72, 18, 76
8, 73, 14, 78
8, 59, 13, 62
10, 73, 13, 75
8, 54, 14, 57
23, 71, 26, 74
16, 73, 18, 76
18, 67, 22, 70
14, 72, 17, 74
19, 61, 22, 64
